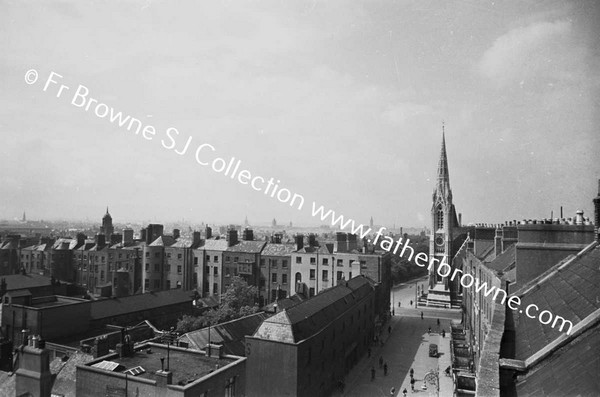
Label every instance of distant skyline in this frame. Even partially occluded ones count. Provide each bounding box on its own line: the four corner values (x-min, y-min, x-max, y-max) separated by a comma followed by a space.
1, 1, 599, 228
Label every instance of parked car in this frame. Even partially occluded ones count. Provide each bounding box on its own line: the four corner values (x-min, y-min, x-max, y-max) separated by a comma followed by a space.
429, 343, 438, 357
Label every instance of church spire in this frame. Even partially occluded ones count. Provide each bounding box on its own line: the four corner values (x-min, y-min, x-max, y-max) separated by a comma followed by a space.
437, 124, 449, 183
434, 124, 452, 202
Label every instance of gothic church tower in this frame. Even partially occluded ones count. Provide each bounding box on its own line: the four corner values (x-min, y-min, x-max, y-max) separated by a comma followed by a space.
428, 128, 458, 299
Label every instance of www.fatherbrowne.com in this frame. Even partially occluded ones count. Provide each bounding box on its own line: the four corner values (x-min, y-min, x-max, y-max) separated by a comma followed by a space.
28, 68, 572, 336
310, 205, 574, 336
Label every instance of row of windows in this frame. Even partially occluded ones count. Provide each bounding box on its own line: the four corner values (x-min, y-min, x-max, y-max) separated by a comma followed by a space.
294, 257, 361, 266
307, 270, 351, 281
259, 258, 289, 267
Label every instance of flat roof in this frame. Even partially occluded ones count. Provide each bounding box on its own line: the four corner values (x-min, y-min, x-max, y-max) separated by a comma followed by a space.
88, 343, 239, 386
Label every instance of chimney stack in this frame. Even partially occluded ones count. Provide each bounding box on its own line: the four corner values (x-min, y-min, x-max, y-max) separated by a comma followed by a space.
494, 226, 503, 256
575, 210, 584, 226
308, 234, 317, 247
242, 228, 254, 241
193, 231, 201, 246
347, 234, 358, 252
173, 229, 180, 239
295, 234, 304, 251
205, 226, 212, 240
122, 229, 134, 245
336, 232, 348, 253
16, 335, 52, 397
227, 229, 238, 247
95, 233, 106, 247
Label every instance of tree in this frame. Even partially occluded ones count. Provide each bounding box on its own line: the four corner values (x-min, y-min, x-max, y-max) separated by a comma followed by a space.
175, 276, 260, 332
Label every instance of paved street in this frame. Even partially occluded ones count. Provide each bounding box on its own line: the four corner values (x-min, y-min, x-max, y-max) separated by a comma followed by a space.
333, 280, 461, 397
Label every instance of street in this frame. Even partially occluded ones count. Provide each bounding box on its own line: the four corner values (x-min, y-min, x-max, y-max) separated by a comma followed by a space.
332, 278, 461, 397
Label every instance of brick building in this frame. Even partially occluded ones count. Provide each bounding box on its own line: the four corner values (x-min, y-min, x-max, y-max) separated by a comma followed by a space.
246, 276, 377, 397
259, 234, 294, 305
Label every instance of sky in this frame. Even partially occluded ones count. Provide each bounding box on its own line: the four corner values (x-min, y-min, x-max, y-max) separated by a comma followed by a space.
1, 0, 599, 227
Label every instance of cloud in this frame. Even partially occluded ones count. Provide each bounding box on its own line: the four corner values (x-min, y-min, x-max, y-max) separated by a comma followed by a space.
477, 20, 573, 87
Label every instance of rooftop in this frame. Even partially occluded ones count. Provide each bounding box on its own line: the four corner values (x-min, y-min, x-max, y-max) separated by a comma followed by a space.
261, 243, 297, 256
253, 276, 374, 343
511, 242, 600, 360
90, 289, 194, 320
86, 343, 238, 385
226, 240, 266, 253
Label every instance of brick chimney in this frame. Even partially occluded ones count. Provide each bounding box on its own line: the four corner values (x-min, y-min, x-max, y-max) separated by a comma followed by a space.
242, 228, 254, 241
336, 232, 348, 253
295, 234, 304, 251
594, 179, 600, 242
227, 229, 238, 247
205, 226, 212, 240
347, 234, 358, 252
122, 228, 134, 245
16, 335, 52, 397
494, 226, 503, 256
193, 231, 201, 246
95, 233, 106, 247
307, 233, 317, 247
173, 229, 180, 239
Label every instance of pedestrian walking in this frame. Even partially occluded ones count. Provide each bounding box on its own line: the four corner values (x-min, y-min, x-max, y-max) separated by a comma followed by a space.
409, 300, 412, 307
410, 377, 415, 391
371, 366, 375, 381
420, 311, 423, 319
442, 329, 446, 338
437, 318, 440, 327
390, 386, 395, 396
383, 363, 388, 375
388, 325, 392, 334
402, 388, 407, 397
409, 368, 414, 377
428, 326, 431, 335
379, 356, 383, 368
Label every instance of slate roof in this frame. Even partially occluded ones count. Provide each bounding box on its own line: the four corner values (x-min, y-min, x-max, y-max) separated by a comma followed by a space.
474, 240, 495, 261
178, 312, 270, 356
202, 239, 229, 251
485, 244, 516, 273
254, 276, 374, 343
90, 289, 194, 320
261, 243, 296, 256
149, 235, 176, 247
2, 273, 53, 291
226, 240, 266, 253
516, 325, 600, 396
296, 244, 334, 255
512, 242, 600, 360
170, 237, 202, 249
50, 351, 93, 397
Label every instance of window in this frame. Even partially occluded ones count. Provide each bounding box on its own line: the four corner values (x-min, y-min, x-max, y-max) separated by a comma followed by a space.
167, 253, 171, 258
154, 263, 160, 272
153, 279, 161, 289
360, 260, 367, 268
282, 274, 288, 284
206, 255, 210, 262
100, 271, 105, 281
233, 257, 239, 262
166, 280, 171, 289
337, 259, 343, 266
349, 271, 352, 279
178, 254, 182, 259
213, 283, 218, 294
225, 376, 237, 397
437, 205, 444, 229
282, 259, 288, 268
272, 259, 278, 267
271, 273, 277, 283
271, 289, 278, 302
145, 252, 149, 258
194, 257, 198, 265
322, 270, 328, 281
310, 257, 316, 265
167, 265, 171, 272
296, 257, 302, 264
214, 256, 219, 262
337, 271, 344, 280
214, 267, 218, 275
310, 269, 315, 280
177, 265, 182, 274
144, 279, 149, 289
259, 278, 265, 287
309, 287, 315, 297
295, 272, 302, 283
260, 259, 265, 266
322, 258, 328, 265
205, 266, 210, 274
154, 252, 160, 259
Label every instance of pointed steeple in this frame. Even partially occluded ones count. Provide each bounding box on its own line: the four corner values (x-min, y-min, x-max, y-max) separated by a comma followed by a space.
437, 124, 449, 183
434, 124, 452, 203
